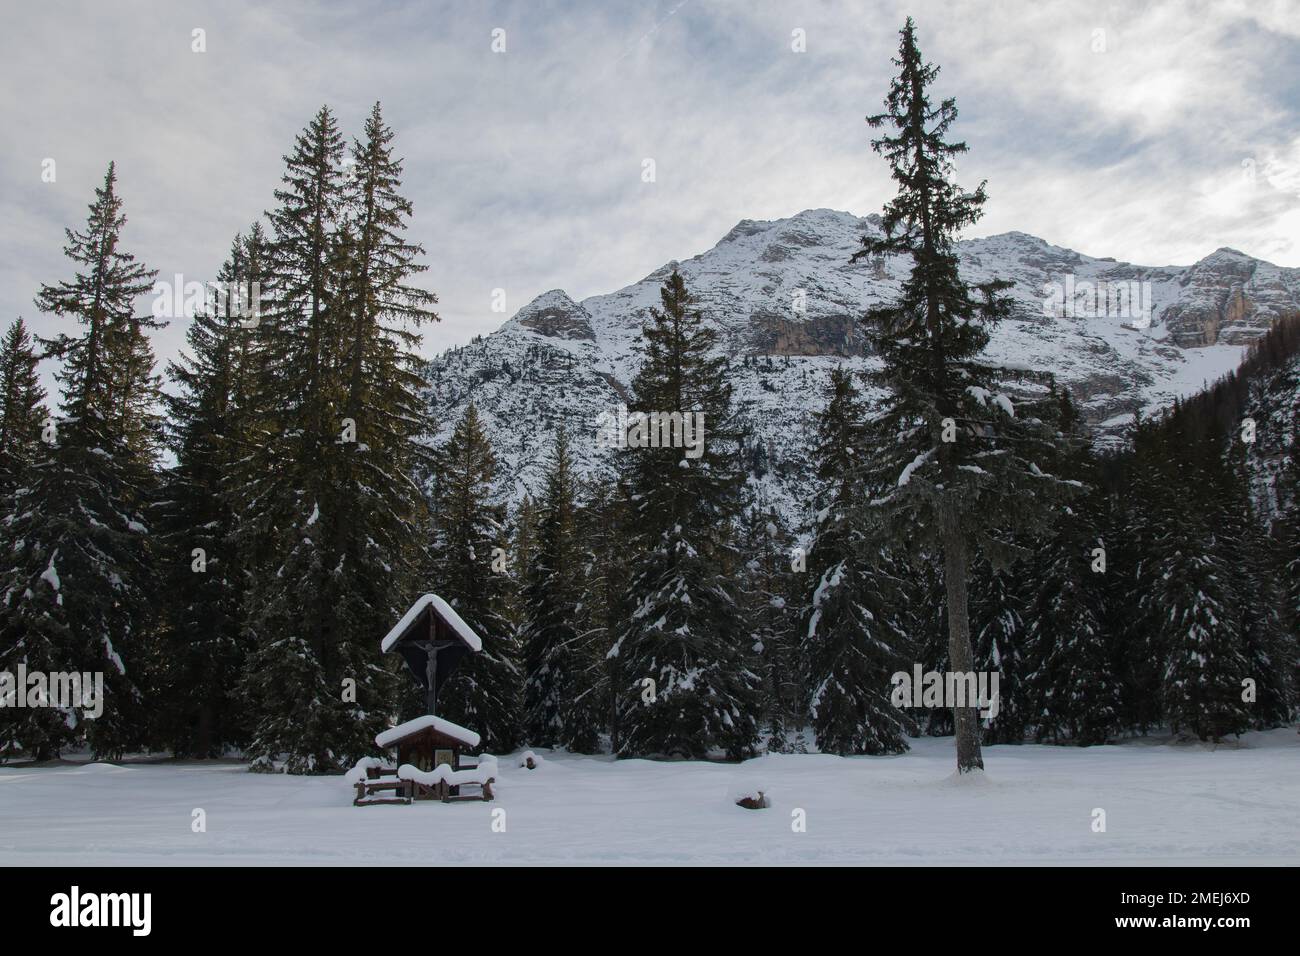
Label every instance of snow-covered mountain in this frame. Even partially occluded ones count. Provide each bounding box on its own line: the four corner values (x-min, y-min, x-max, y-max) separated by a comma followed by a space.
421, 208, 1300, 525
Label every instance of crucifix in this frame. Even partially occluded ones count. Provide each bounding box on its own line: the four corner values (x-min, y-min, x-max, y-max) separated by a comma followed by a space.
383, 594, 479, 718
415, 612, 460, 715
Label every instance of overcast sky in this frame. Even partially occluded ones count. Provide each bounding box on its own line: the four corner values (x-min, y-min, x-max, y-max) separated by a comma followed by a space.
2, 0, 1298, 398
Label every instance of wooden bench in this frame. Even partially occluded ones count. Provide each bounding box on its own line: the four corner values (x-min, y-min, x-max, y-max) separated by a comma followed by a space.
351, 753, 498, 806
353, 776, 412, 806
406, 776, 495, 803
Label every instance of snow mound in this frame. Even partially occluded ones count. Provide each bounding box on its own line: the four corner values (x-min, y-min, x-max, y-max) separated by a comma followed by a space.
939, 767, 994, 788
344, 756, 387, 786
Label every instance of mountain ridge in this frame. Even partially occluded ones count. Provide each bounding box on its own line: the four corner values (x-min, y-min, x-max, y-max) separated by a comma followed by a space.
422, 208, 1300, 521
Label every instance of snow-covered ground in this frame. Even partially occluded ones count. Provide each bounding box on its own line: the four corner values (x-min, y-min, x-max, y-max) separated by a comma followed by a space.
2, 731, 1297, 866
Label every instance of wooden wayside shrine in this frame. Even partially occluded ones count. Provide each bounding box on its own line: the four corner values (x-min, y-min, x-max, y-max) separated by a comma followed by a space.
350, 595, 497, 806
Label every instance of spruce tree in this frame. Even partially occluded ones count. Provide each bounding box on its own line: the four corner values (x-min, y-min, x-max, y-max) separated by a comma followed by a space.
739, 499, 800, 753
575, 475, 626, 751
522, 430, 603, 751
969, 562, 1030, 744
155, 234, 259, 756
266, 104, 346, 446
1023, 389, 1120, 745
238, 104, 347, 564
1092, 485, 1136, 736
242, 104, 437, 771
506, 494, 538, 634
610, 269, 759, 759
1150, 425, 1251, 741
1025, 544, 1118, 746
1115, 412, 1169, 732
319, 102, 439, 755
0, 164, 160, 760
914, 557, 953, 737
0, 318, 47, 493
1279, 435, 1300, 716
225, 222, 285, 578
334, 99, 439, 603
1157, 542, 1250, 742
240, 107, 355, 772
1023, 518, 1120, 746
1226, 444, 1292, 729
800, 367, 911, 755
854, 19, 1081, 771
427, 404, 522, 752
521, 434, 574, 747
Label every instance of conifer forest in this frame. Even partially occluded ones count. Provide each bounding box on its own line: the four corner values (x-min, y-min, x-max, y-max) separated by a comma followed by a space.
1, 1, 1297, 894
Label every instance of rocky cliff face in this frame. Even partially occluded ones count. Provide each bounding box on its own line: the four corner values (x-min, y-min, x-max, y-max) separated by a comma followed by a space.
1158, 248, 1300, 347
421, 208, 1300, 524
515, 289, 597, 341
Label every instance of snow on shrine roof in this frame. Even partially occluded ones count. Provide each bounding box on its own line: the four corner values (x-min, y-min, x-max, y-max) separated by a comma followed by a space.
375, 714, 482, 749
380, 593, 484, 654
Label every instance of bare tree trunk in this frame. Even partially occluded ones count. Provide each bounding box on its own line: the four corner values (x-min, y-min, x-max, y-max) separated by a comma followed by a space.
943, 526, 984, 773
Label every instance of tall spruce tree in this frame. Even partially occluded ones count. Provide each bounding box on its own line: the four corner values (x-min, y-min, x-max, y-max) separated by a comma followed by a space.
1148, 424, 1251, 741
322, 102, 439, 752
1023, 389, 1120, 745
242, 104, 437, 771
576, 475, 626, 751
335, 100, 439, 600
1115, 412, 1168, 732
521, 432, 575, 747
1094, 471, 1139, 736
1280, 430, 1300, 716
427, 404, 522, 752
1226, 443, 1292, 729
226, 223, 287, 580
1024, 538, 1118, 746
739, 499, 800, 753
1237, 520, 1293, 729
155, 234, 260, 756
240, 106, 358, 773
0, 164, 161, 760
0, 318, 47, 493
854, 19, 1081, 771
610, 269, 759, 759
522, 430, 603, 751
800, 367, 911, 755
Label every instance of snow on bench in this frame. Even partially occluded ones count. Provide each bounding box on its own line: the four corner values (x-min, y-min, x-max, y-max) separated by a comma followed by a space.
344, 756, 389, 786
397, 754, 498, 788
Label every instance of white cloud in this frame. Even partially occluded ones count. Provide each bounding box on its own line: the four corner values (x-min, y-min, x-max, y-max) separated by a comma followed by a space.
0, 0, 1295, 404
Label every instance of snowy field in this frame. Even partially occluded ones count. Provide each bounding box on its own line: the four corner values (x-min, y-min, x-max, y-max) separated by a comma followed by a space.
2, 731, 1297, 866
